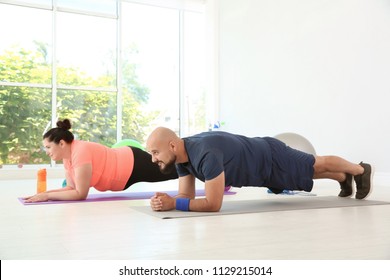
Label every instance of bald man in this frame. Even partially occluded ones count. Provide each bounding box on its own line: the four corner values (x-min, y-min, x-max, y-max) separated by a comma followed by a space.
146, 127, 373, 212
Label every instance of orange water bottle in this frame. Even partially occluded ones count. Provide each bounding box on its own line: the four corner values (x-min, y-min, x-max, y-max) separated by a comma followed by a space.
37, 168, 47, 193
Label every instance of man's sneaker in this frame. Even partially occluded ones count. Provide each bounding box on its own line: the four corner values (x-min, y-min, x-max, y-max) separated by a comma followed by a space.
338, 173, 353, 197
354, 162, 374, 200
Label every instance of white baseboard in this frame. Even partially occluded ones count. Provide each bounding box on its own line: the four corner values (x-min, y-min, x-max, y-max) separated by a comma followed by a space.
373, 172, 390, 186
0, 166, 65, 180
1, 167, 389, 184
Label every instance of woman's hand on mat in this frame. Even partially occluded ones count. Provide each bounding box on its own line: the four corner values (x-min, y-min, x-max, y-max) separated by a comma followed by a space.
150, 192, 174, 211
23, 193, 49, 203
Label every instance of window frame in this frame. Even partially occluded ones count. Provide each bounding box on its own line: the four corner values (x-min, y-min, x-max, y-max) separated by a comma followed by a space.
0, 0, 206, 171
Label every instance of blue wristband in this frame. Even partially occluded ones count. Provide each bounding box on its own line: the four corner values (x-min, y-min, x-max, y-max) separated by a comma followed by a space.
176, 198, 190, 211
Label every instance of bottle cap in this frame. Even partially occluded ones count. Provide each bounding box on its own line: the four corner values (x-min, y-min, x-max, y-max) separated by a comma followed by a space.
37, 168, 47, 179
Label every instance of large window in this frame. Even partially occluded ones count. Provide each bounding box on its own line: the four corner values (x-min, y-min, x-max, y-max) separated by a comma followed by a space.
0, 0, 206, 166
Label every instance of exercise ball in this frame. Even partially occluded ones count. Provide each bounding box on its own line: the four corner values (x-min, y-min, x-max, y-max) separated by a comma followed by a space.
274, 132, 316, 155
112, 139, 145, 150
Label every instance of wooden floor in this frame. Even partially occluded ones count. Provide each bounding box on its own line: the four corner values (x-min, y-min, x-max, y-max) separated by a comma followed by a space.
1, 177, 390, 260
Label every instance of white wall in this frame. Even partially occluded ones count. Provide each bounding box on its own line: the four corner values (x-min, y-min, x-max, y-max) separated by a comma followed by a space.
215, 0, 390, 173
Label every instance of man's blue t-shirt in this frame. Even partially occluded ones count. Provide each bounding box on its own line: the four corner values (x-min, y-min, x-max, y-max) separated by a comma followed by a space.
176, 131, 272, 187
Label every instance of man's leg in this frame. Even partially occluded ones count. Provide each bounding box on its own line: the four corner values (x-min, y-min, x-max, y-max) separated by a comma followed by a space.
313, 156, 373, 199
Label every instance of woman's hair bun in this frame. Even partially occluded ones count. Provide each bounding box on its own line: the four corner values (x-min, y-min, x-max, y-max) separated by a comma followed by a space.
56, 119, 72, 131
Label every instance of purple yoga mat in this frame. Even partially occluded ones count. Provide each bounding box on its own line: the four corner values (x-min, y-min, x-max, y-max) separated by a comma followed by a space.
18, 189, 236, 205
